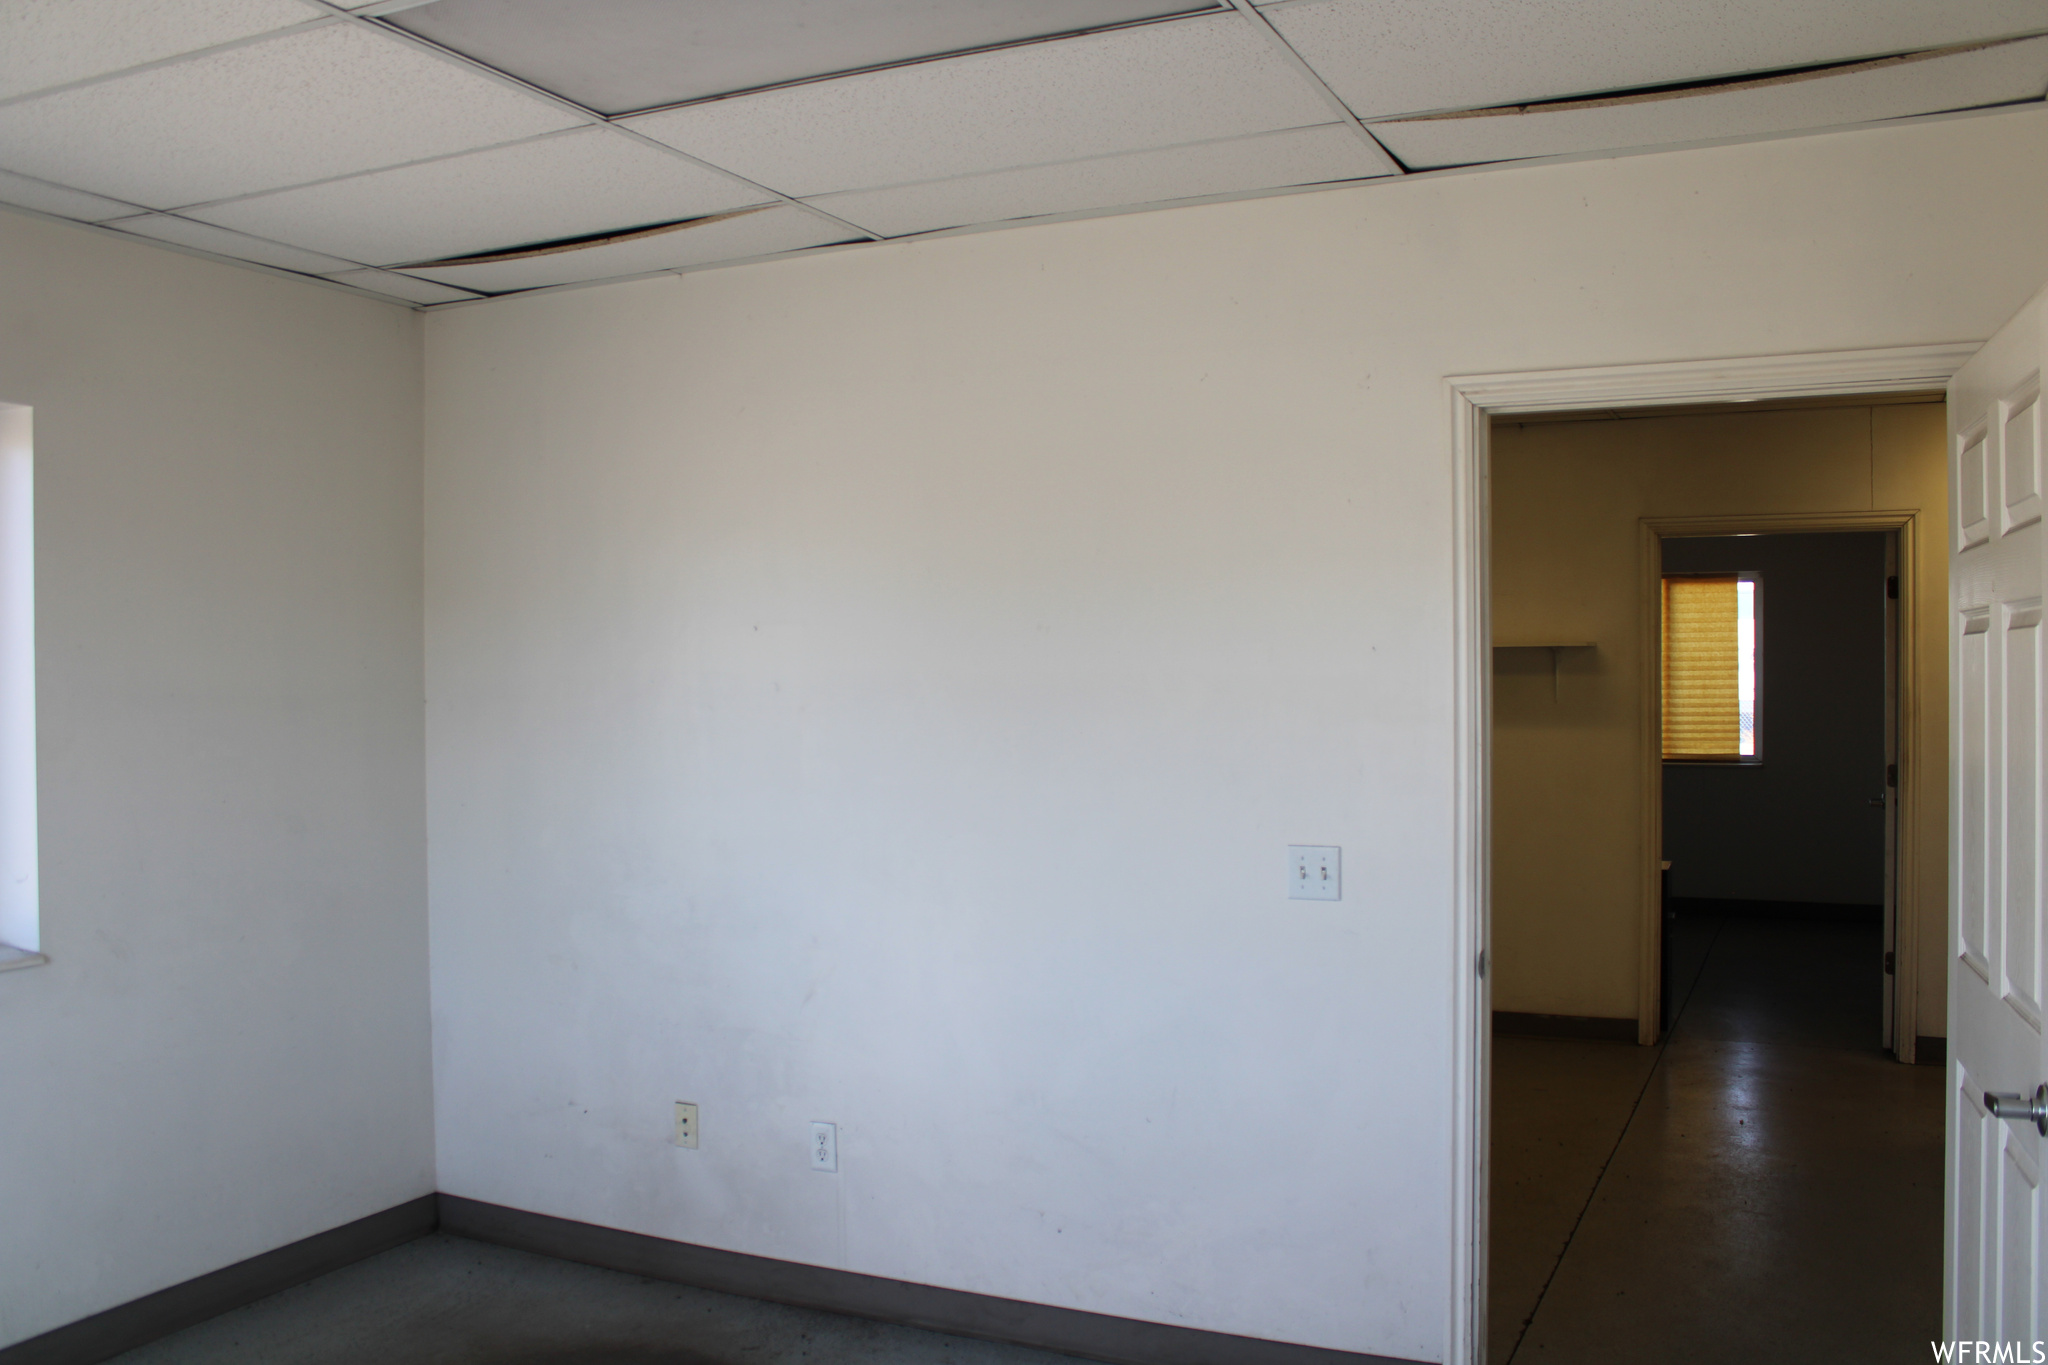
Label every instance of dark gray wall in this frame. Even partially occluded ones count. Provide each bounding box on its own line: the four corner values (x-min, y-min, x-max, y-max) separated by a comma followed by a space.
1661, 532, 1887, 905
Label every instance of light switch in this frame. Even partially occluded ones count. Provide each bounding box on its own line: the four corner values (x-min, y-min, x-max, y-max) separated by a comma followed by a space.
1289, 846, 1340, 900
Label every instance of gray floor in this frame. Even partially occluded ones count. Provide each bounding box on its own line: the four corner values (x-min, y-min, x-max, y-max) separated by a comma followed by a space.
1489, 914, 1945, 1365
109, 1234, 1085, 1365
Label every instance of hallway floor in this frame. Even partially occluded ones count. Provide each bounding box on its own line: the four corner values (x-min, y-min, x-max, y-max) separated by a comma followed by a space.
1488, 914, 1945, 1364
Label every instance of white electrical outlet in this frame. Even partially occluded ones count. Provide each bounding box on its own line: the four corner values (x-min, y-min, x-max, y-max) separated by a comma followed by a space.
810, 1121, 838, 1172
673, 1101, 699, 1149
1289, 845, 1341, 901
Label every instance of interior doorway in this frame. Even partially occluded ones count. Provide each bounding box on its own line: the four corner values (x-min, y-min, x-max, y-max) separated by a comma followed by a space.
1650, 521, 1912, 1055
1477, 395, 1947, 1363
1445, 344, 1976, 1365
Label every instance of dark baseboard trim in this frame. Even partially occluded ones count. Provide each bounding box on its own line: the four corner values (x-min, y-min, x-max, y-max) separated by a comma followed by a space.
439, 1195, 1418, 1365
1492, 1010, 1637, 1042
0, 1194, 437, 1365
4, 1193, 1421, 1365
1667, 897, 1882, 924
1916, 1036, 1948, 1066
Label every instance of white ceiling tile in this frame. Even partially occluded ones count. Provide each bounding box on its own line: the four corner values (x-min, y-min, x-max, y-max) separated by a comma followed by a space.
390, 0, 1216, 116
190, 127, 769, 267
1265, 0, 2048, 121
0, 22, 582, 209
0, 0, 317, 103
1370, 36, 2048, 169
625, 12, 1336, 198
324, 268, 483, 305
101, 212, 362, 274
0, 169, 142, 222
401, 206, 858, 293
808, 124, 1388, 237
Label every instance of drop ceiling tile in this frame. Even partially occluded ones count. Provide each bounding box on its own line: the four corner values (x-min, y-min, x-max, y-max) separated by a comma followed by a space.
625, 11, 1336, 198
0, 0, 317, 103
808, 124, 1387, 237
103, 212, 362, 273
0, 22, 581, 209
402, 206, 858, 293
1265, 0, 2048, 121
391, 0, 1217, 116
1371, 36, 2048, 169
324, 268, 484, 305
0, 169, 142, 222
191, 127, 767, 267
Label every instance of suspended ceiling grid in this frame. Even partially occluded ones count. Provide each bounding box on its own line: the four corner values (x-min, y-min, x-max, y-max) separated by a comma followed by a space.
0, 0, 2043, 308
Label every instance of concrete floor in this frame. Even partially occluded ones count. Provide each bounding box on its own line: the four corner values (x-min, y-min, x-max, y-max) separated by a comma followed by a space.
1488, 914, 1945, 1365
109, 1234, 1087, 1365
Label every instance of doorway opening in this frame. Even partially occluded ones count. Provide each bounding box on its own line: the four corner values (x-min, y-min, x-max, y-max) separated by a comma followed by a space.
1482, 401, 1946, 1362
1444, 347, 1974, 1365
1648, 517, 1921, 1053
1658, 528, 1898, 1032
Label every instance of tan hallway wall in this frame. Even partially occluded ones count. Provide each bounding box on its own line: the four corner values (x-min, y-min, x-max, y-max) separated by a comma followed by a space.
1490, 399, 1947, 1032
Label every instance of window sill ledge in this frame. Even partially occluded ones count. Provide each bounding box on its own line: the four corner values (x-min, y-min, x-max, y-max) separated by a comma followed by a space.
0, 944, 46, 972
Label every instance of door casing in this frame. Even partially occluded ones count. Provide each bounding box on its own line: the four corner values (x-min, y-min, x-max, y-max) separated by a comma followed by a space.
1446, 342, 1977, 1365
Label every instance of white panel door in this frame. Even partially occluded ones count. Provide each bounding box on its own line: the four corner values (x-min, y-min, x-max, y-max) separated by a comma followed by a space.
1950, 283, 2048, 1340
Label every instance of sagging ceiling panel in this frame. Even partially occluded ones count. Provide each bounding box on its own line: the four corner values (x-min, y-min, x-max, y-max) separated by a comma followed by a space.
0, 0, 2039, 306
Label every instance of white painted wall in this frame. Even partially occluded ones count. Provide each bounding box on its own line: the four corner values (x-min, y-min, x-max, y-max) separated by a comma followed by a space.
425, 111, 2048, 1362
0, 212, 431, 1347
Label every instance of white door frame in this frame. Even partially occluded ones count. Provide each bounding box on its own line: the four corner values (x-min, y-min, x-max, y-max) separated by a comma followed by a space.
1445, 342, 1980, 1365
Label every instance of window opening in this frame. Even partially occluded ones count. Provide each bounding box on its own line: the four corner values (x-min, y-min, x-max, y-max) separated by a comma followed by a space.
0, 401, 39, 970
1662, 571, 1760, 762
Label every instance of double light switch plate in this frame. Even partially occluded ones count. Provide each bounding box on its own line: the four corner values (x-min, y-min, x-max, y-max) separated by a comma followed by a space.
1289, 846, 1340, 900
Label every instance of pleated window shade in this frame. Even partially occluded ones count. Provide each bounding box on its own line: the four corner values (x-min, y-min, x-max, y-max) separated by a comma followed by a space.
1663, 575, 1742, 758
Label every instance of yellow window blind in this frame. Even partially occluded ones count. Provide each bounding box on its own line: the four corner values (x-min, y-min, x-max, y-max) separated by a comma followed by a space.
1663, 575, 1740, 758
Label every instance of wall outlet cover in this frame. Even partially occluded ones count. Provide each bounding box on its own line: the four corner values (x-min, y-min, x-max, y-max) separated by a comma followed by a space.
673, 1101, 698, 1149
810, 1121, 838, 1172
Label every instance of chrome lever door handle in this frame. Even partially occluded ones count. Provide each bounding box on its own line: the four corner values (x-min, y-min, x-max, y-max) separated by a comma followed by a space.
1986, 1084, 2048, 1137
